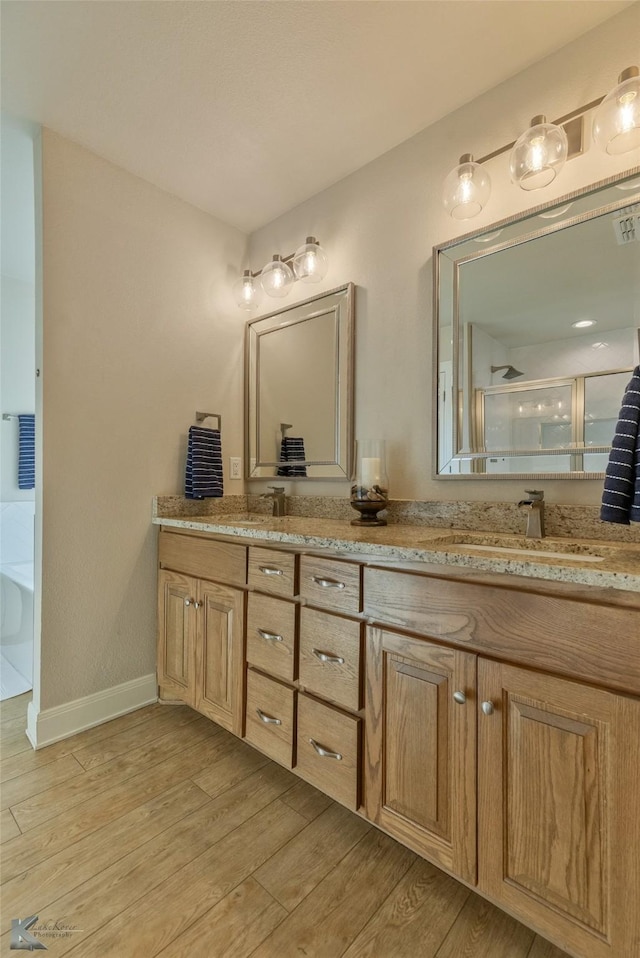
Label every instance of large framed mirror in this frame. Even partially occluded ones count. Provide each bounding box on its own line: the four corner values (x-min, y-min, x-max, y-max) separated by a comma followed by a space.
245, 283, 354, 480
434, 168, 640, 478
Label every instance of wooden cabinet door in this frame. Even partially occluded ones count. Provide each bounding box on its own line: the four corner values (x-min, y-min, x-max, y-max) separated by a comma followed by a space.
365, 627, 477, 883
194, 581, 244, 735
478, 660, 640, 958
157, 569, 196, 705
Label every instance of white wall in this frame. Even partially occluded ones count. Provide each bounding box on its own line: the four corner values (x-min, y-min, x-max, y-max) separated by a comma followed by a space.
248, 4, 640, 506
40, 131, 246, 710
0, 114, 36, 501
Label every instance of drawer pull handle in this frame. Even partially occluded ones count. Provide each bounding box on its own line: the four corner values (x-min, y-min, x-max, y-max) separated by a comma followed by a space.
259, 566, 284, 576
312, 648, 345, 665
257, 628, 284, 643
311, 576, 346, 589
256, 708, 282, 726
309, 738, 342, 761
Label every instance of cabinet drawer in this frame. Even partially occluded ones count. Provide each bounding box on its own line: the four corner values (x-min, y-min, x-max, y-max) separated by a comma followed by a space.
159, 530, 246, 586
248, 547, 297, 598
296, 693, 361, 810
247, 594, 297, 683
299, 608, 362, 711
299, 556, 361, 613
245, 670, 295, 768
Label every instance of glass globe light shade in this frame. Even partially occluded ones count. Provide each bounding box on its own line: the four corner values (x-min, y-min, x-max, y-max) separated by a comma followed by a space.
261, 254, 294, 298
234, 269, 263, 311
510, 116, 568, 191
593, 67, 640, 155
292, 236, 328, 283
442, 154, 491, 219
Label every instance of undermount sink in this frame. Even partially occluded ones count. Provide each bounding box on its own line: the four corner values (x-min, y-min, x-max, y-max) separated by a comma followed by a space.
432, 534, 611, 563
451, 543, 606, 563
183, 514, 273, 526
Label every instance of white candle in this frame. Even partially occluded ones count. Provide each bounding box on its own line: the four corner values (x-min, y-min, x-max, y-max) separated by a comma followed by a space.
360, 457, 381, 488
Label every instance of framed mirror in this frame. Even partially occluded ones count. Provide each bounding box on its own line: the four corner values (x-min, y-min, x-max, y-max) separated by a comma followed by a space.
245, 283, 354, 480
434, 169, 640, 479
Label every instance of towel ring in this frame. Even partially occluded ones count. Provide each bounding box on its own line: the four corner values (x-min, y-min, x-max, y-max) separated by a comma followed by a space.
195, 411, 222, 430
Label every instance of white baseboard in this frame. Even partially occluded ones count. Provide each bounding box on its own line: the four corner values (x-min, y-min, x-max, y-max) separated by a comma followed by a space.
26, 674, 158, 749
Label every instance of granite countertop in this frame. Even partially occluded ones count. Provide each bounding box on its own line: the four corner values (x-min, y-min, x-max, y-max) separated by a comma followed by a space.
153, 513, 640, 595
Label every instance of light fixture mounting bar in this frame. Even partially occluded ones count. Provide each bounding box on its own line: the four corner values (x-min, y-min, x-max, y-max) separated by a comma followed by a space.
476, 107, 594, 166
247, 250, 295, 279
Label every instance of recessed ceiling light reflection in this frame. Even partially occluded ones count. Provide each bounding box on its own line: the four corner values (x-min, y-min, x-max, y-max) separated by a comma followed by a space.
592, 341, 609, 349
539, 203, 573, 219
572, 319, 597, 328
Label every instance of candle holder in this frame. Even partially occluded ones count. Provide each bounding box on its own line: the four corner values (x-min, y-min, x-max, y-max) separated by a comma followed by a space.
350, 439, 389, 526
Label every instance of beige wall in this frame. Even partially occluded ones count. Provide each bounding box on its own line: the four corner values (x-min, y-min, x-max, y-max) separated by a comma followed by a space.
40, 131, 246, 709
248, 4, 640, 505
38, 6, 639, 714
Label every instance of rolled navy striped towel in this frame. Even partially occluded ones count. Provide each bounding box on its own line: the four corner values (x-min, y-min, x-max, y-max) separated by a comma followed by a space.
18, 414, 35, 490
600, 365, 640, 524
276, 436, 307, 477
185, 426, 223, 499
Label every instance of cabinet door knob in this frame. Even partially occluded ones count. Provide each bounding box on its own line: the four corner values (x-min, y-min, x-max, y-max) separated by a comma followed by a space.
256, 708, 282, 726
193, 600, 202, 609
259, 566, 283, 576
311, 576, 346, 589
257, 628, 284, 643
312, 648, 345, 665
309, 738, 342, 761
453, 690, 466, 705
184, 598, 192, 607
481, 700, 495, 715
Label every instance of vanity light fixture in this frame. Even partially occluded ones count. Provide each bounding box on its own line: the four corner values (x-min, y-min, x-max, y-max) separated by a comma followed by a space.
593, 66, 640, 155
260, 254, 295, 299
234, 269, 264, 311
235, 236, 328, 309
292, 237, 329, 284
510, 115, 568, 191
442, 65, 639, 218
442, 154, 491, 220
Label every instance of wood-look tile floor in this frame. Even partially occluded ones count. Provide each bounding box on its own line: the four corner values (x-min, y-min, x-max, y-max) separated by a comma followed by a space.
0, 694, 571, 958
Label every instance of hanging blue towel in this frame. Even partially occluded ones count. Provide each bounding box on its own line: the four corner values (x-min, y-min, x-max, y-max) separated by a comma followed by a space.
185, 426, 223, 499
18, 414, 35, 490
600, 365, 640, 524
276, 436, 307, 477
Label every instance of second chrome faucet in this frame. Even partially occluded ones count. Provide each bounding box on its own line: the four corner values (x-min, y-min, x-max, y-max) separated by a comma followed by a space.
518, 489, 545, 538
261, 485, 287, 517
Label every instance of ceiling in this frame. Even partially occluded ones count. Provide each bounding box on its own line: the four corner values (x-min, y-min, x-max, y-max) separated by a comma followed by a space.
0, 0, 634, 234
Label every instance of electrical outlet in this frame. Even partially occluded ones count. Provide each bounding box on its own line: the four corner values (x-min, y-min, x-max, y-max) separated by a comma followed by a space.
229, 457, 242, 480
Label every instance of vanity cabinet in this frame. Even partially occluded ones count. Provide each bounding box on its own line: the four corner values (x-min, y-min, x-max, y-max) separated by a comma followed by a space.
156, 525, 640, 958
157, 530, 246, 735
363, 565, 640, 958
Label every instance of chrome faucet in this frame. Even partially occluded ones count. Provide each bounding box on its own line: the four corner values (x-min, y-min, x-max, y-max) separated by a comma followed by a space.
517, 489, 545, 539
261, 485, 287, 517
